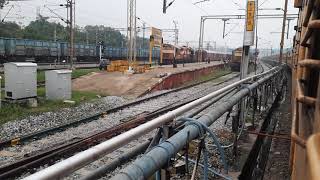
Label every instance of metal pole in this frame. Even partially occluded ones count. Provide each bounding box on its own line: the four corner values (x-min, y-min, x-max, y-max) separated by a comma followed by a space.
287, 18, 293, 39
201, 19, 205, 60
127, 0, 137, 70
198, 17, 203, 63
223, 20, 226, 38
279, 0, 288, 64
95, 29, 98, 45
254, 0, 258, 75
86, 30, 89, 45
142, 22, 146, 48
54, 25, 57, 42
198, 18, 205, 62
222, 18, 229, 39
22, 68, 279, 180
133, 2, 137, 62
173, 20, 178, 67
69, 0, 74, 69
99, 44, 102, 62
0, 76, 1, 108
238, 0, 256, 156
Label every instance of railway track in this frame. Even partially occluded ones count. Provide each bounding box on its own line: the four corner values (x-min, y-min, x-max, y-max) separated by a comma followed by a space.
0, 63, 269, 179
0, 71, 241, 179
0, 71, 236, 149
0, 87, 238, 179
71, 62, 270, 179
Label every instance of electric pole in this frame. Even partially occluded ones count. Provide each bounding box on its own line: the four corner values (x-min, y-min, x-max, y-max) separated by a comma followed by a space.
69, 0, 74, 69
222, 18, 230, 38
287, 18, 293, 39
198, 17, 205, 62
127, 0, 137, 69
142, 22, 146, 48
279, 0, 288, 64
254, 0, 258, 74
66, 0, 74, 69
236, 0, 256, 157
54, 24, 57, 42
95, 29, 98, 45
86, 30, 89, 45
163, 0, 175, 14
163, 0, 167, 13
173, 20, 178, 46
173, 20, 178, 68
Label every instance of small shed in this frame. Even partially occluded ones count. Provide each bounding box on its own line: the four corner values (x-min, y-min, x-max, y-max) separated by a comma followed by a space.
4, 62, 37, 100
45, 70, 72, 100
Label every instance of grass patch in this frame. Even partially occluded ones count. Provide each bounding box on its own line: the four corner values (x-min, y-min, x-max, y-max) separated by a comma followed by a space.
0, 88, 100, 126
197, 68, 232, 82
37, 68, 100, 83
71, 68, 100, 79
185, 67, 232, 86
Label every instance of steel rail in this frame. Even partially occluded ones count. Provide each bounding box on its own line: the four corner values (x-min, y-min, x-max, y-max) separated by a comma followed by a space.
0, 94, 200, 179
79, 88, 237, 180
0, 71, 234, 149
1, 72, 237, 179
23, 67, 279, 180
111, 68, 283, 180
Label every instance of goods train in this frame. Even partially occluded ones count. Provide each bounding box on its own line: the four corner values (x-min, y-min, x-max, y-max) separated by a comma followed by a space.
0, 37, 235, 66
162, 43, 232, 65
0, 37, 161, 64
195, 49, 232, 63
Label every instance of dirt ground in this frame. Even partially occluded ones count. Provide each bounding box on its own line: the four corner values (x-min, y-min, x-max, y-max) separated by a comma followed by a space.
263, 89, 292, 180
72, 62, 222, 99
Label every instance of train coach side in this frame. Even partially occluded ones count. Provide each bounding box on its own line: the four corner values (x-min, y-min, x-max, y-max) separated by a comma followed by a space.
0, 38, 5, 63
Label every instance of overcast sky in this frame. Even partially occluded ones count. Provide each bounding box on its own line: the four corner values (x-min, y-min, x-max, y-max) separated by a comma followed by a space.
1, 0, 297, 49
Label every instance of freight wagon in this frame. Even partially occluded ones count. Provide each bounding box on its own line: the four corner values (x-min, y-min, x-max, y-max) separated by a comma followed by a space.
195, 49, 232, 63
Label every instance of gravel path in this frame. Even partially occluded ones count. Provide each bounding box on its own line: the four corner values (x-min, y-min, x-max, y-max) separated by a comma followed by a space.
0, 73, 239, 169
1, 64, 268, 179
66, 92, 236, 180
0, 96, 126, 141
100, 91, 236, 180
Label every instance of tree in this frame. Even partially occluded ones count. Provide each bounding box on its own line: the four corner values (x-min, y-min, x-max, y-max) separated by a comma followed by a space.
0, 21, 23, 38
79, 25, 126, 47
1, 18, 129, 47
0, 0, 6, 9
23, 17, 67, 41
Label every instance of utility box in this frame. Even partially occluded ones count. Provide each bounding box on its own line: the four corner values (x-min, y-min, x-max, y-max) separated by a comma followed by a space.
4, 62, 37, 100
45, 70, 72, 100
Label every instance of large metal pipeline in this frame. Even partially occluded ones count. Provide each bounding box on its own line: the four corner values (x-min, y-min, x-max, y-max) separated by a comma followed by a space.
111, 69, 282, 180
79, 140, 151, 180
23, 67, 279, 180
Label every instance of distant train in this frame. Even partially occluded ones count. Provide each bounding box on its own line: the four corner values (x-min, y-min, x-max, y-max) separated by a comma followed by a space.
162, 44, 195, 64
162, 43, 232, 65
229, 47, 255, 71
195, 49, 232, 63
0, 37, 235, 66
0, 37, 161, 64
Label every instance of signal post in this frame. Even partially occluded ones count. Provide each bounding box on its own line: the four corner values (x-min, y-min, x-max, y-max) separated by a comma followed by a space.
234, 0, 257, 156
149, 27, 163, 66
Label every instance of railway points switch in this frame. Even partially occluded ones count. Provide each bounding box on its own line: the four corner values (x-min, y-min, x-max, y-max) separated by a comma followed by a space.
4, 62, 37, 100
45, 70, 72, 100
